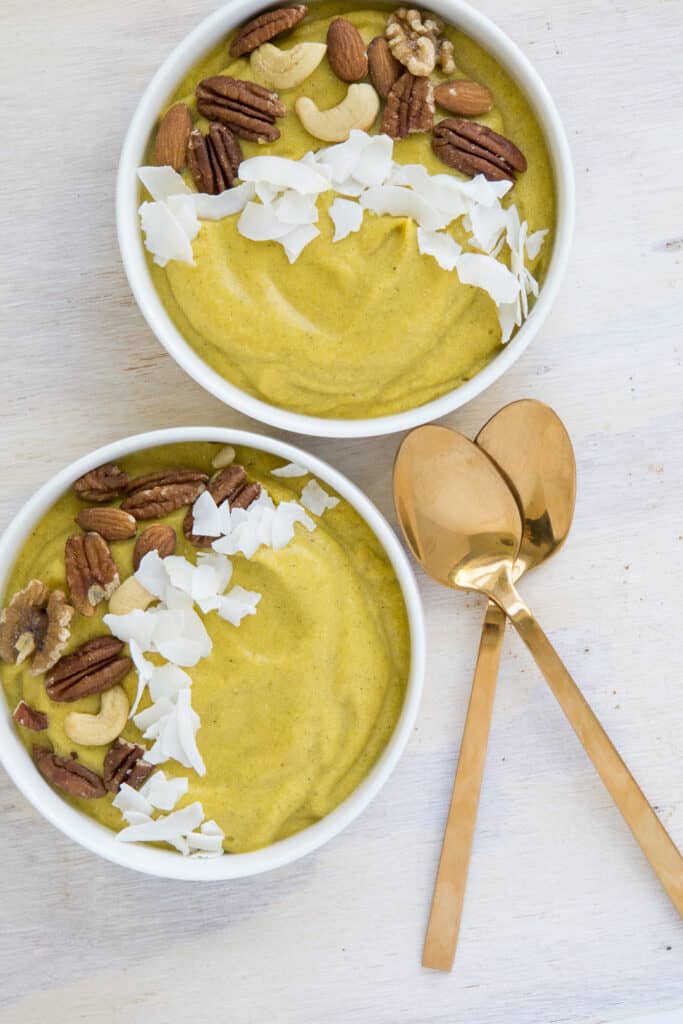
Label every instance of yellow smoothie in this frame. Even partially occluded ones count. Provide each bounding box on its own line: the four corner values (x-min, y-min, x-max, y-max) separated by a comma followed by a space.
1, 443, 410, 853
147, 3, 555, 419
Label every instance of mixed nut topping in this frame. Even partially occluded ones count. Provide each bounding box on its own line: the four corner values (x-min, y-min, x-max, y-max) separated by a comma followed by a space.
147, 5, 527, 191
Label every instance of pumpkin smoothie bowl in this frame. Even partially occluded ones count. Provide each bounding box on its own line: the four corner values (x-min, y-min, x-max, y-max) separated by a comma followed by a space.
0, 433, 421, 872
120, 1, 572, 431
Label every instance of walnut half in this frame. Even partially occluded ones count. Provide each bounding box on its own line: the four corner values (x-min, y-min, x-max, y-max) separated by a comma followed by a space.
0, 580, 74, 675
386, 8, 455, 77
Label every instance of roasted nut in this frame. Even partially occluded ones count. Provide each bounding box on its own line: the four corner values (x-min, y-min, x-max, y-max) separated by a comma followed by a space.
295, 84, 379, 142
107, 576, 156, 615
103, 738, 153, 793
64, 686, 130, 747
229, 4, 308, 57
187, 124, 243, 195
154, 102, 193, 170
381, 72, 434, 138
386, 8, 455, 77
121, 468, 208, 520
33, 745, 106, 799
326, 18, 368, 82
183, 464, 262, 547
12, 700, 48, 731
75, 507, 137, 541
133, 524, 177, 570
0, 580, 73, 675
434, 79, 493, 116
211, 444, 236, 469
367, 36, 402, 98
74, 463, 128, 502
196, 76, 286, 143
251, 41, 327, 90
65, 533, 120, 616
46, 636, 132, 703
432, 117, 527, 181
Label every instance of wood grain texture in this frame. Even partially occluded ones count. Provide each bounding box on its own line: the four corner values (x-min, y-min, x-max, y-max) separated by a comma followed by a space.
1, 1, 682, 1022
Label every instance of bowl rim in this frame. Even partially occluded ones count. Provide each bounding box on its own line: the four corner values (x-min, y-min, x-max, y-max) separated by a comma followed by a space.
0, 427, 425, 880
116, 0, 575, 439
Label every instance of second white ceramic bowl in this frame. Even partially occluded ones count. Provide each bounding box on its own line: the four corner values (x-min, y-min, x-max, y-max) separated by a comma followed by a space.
117, 0, 574, 438
0, 427, 425, 880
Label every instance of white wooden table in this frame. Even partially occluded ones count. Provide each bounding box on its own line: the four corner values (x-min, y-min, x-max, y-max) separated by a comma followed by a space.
1, 1, 682, 1021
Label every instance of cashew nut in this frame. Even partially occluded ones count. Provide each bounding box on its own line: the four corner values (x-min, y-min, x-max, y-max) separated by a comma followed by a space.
295, 84, 380, 142
64, 685, 130, 747
251, 42, 327, 90
108, 575, 154, 615
211, 444, 236, 469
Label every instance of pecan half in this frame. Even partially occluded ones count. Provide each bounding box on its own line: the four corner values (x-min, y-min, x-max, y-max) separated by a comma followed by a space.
187, 124, 243, 196
75, 507, 137, 541
327, 18, 368, 83
229, 4, 308, 57
13, 700, 48, 731
121, 468, 208, 520
33, 745, 106, 799
0, 580, 74, 675
103, 738, 154, 793
133, 524, 177, 570
154, 102, 193, 171
183, 464, 261, 547
196, 76, 286, 143
432, 117, 527, 181
385, 8, 455, 77
46, 636, 132, 703
65, 533, 120, 616
74, 463, 128, 502
381, 72, 434, 139
367, 36, 402, 98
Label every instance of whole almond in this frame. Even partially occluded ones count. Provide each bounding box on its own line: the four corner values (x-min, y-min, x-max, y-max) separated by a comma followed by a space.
326, 18, 368, 83
154, 102, 193, 170
434, 80, 493, 117
75, 507, 137, 541
133, 524, 177, 570
367, 36, 401, 99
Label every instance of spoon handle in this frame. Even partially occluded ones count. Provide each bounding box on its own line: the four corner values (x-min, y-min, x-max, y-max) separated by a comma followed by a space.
493, 581, 683, 916
422, 600, 506, 971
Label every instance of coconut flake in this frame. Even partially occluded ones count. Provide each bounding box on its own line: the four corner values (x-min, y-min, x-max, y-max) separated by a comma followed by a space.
238, 202, 294, 242
103, 608, 157, 652
138, 166, 191, 201
329, 198, 364, 242
216, 586, 262, 627
315, 131, 372, 184
273, 191, 319, 226
271, 461, 308, 478
361, 185, 447, 231
117, 802, 204, 844
140, 770, 189, 812
129, 638, 155, 718
456, 253, 521, 305
352, 133, 394, 187
526, 228, 548, 260
149, 663, 192, 703
113, 782, 154, 818
416, 228, 461, 271
239, 156, 330, 195
271, 500, 315, 550
280, 224, 319, 263
192, 182, 255, 220
134, 550, 168, 600
300, 480, 340, 516
152, 607, 212, 667
167, 194, 200, 242
466, 202, 509, 254
191, 490, 223, 538
139, 688, 205, 776
139, 200, 194, 267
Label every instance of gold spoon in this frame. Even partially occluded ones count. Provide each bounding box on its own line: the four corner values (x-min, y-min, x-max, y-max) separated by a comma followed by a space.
420, 399, 576, 972
394, 422, 683, 940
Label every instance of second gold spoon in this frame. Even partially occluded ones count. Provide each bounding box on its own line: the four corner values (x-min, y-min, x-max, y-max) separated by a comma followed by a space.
421, 399, 576, 972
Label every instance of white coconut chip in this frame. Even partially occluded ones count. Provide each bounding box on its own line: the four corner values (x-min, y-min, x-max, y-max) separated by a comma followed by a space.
314, 131, 372, 184
152, 607, 212, 667
330, 198, 364, 242
192, 182, 255, 220
134, 550, 168, 600
137, 166, 191, 201
352, 133, 394, 187
138, 688, 205, 776
113, 782, 154, 818
456, 253, 521, 306
280, 224, 319, 263
525, 228, 548, 260
466, 202, 509, 254
239, 156, 330, 195
255, 181, 279, 206
120, 810, 153, 828
139, 200, 194, 267
149, 664, 192, 703
273, 191, 319, 226
191, 490, 223, 538
104, 608, 158, 651
216, 586, 262, 627
360, 186, 447, 231
271, 500, 316, 550
332, 178, 368, 198
187, 829, 225, 856
271, 461, 308, 478
140, 770, 189, 812
116, 802, 205, 844
166, 194, 200, 243
300, 479, 340, 516
129, 638, 155, 718
238, 202, 294, 242
416, 228, 461, 271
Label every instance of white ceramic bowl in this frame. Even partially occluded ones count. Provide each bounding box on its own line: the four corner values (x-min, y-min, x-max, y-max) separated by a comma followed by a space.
0, 427, 424, 880
117, 0, 575, 439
